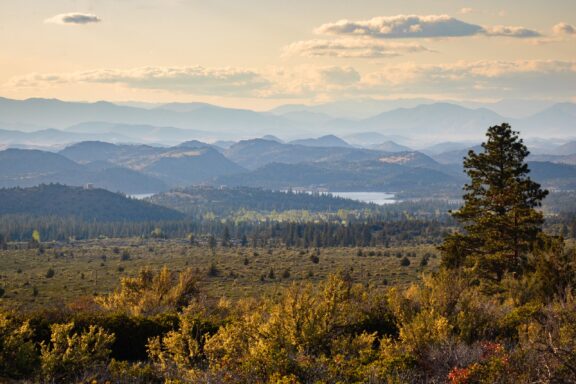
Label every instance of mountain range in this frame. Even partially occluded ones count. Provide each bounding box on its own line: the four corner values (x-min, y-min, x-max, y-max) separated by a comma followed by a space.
0, 97, 574, 149
1, 135, 575, 196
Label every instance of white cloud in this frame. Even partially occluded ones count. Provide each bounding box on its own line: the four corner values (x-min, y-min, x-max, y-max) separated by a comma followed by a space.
283, 38, 430, 58
315, 14, 540, 39
459, 8, 474, 15
552, 22, 576, 35
45, 13, 101, 25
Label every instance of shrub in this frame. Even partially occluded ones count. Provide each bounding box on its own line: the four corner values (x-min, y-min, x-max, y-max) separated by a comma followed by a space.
40, 322, 115, 381
0, 313, 38, 379
400, 257, 411, 267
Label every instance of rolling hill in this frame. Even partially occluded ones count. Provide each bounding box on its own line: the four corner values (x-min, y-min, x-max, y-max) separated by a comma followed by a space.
224, 139, 384, 170
0, 184, 183, 221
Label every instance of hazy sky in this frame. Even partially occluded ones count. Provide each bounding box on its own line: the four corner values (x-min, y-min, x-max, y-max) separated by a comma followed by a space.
1, 0, 575, 109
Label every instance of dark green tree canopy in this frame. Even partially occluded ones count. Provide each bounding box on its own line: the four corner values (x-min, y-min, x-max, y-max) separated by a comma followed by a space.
441, 123, 548, 281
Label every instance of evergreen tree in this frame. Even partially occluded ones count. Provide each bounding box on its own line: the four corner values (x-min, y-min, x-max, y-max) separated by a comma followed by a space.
440, 123, 548, 281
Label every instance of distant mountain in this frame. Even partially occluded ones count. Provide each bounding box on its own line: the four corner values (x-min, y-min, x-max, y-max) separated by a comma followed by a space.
327, 103, 505, 140
343, 132, 409, 147
421, 141, 476, 155
556, 141, 576, 156
277, 110, 333, 125
260, 135, 284, 143
370, 141, 412, 153
431, 145, 483, 165
269, 98, 437, 119
2, 97, 574, 145
217, 160, 462, 193
0, 148, 168, 193
224, 139, 382, 170
176, 140, 213, 149
517, 103, 576, 137
378, 151, 442, 169
528, 161, 576, 190
211, 140, 236, 149
0, 148, 83, 178
59, 141, 160, 164
156, 102, 218, 113
60, 141, 245, 187
0, 184, 183, 221
67, 122, 211, 145
0, 127, 133, 148
289, 135, 352, 148
0, 97, 302, 140
530, 154, 576, 166
143, 147, 245, 186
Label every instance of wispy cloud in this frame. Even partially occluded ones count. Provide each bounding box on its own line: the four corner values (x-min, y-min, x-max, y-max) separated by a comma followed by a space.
8, 66, 270, 96
315, 15, 540, 39
45, 13, 102, 25
7, 61, 575, 101
283, 38, 431, 58
358, 60, 576, 98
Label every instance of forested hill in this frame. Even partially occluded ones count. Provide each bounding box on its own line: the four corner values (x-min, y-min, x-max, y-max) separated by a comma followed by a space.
0, 184, 184, 221
147, 186, 374, 216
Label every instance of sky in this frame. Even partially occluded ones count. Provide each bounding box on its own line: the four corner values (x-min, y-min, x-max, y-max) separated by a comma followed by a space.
1, 0, 575, 110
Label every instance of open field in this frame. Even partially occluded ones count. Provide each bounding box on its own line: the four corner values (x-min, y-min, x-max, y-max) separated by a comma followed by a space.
0, 239, 439, 310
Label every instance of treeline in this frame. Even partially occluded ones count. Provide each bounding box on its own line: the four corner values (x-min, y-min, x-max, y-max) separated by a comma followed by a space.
0, 214, 455, 247
2, 213, 576, 249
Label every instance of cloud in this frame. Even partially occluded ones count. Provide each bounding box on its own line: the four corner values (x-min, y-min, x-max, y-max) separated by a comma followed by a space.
45, 13, 101, 25
7, 61, 575, 101
459, 8, 474, 15
8, 66, 270, 96
552, 22, 576, 35
482, 25, 540, 38
315, 14, 540, 39
358, 60, 576, 98
283, 38, 431, 58
318, 66, 361, 85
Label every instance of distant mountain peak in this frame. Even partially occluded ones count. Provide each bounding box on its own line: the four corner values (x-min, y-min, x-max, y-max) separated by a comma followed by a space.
289, 135, 352, 148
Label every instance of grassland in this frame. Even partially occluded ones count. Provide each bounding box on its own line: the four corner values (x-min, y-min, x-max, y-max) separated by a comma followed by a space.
0, 239, 439, 310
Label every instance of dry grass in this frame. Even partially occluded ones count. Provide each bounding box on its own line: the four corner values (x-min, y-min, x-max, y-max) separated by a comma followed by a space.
0, 239, 439, 310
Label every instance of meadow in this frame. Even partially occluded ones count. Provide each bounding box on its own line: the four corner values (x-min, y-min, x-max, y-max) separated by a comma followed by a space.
0, 239, 439, 310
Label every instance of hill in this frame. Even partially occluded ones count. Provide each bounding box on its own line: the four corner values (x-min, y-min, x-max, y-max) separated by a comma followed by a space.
0, 148, 168, 193
0, 184, 183, 221
148, 186, 373, 216
224, 139, 382, 170
143, 147, 245, 186
217, 160, 462, 193
370, 141, 412, 152
289, 135, 352, 148
0, 148, 83, 178
60, 142, 245, 187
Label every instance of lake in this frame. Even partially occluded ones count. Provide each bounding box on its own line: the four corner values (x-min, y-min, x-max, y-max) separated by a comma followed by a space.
326, 192, 397, 205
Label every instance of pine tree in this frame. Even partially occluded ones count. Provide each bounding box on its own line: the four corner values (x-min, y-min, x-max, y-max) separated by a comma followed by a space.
440, 123, 548, 281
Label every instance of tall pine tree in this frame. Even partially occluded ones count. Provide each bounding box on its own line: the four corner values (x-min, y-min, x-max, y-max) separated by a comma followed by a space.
440, 123, 548, 281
